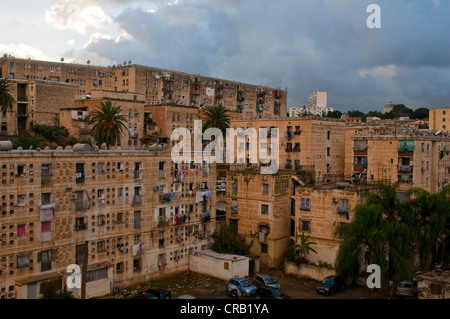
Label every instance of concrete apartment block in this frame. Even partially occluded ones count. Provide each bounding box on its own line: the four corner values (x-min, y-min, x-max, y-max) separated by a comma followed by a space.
429, 107, 450, 133
0, 146, 216, 299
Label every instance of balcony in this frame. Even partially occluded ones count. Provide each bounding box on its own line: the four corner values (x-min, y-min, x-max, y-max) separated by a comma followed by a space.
74, 200, 90, 212
134, 170, 142, 180
17, 96, 28, 103
158, 216, 169, 227
75, 173, 85, 184
158, 192, 181, 203
74, 223, 88, 231
285, 147, 293, 152
398, 165, 413, 173
201, 211, 211, 223
293, 145, 301, 152
336, 205, 350, 215
132, 195, 143, 206
41, 174, 52, 186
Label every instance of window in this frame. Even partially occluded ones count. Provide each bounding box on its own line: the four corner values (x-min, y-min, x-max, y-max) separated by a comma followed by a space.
261, 244, 268, 253
300, 197, 310, 211
117, 187, 123, 198
133, 258, 141, 272
327, 147, 331, 157
38, 250, 52, 272
159, 231, 165, 248
17, 224, 26, 237
262, 184, 269, 194
300, 220, 311, 231
17, 253, 32, 268
261, 204, 269, 216
86, 268, 108, 282
97, 241, 106, 252
97, 215, 105, 226
116, 262, 124, 273
117, 162, 124, 171
17, 194, 26, 206
232, 179, 238, 194
231, 199, 238, 214
134, 211, 141, 229
327, 131, 331, 140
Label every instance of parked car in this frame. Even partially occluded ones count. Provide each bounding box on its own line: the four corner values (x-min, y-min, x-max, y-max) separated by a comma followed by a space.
256, 286, 290, 299
253, 274, 280, 289
139, 288, 172, 299
316, 275, 346, 296
226, 277, 257, 297
396, 280, 418, 298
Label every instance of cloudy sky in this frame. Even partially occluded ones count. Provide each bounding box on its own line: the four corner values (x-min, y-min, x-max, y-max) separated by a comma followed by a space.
1, 0, 449, 112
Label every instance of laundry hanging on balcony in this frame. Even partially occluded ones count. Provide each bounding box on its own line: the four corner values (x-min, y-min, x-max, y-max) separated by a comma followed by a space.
132, 242, 144, 256
40, 202, 56, 222
173, 214, 186, 225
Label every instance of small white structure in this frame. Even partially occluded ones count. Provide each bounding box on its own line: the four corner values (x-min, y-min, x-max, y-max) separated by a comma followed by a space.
189, 250, 250, 281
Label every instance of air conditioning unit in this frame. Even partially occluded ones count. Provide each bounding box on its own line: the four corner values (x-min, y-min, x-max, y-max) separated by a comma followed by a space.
71, 193, 77, 200
7, 291, 16, 299
332, 197, 339, 203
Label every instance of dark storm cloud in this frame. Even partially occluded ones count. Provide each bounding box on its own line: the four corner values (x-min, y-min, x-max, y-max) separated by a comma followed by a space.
82, 0, 450, 111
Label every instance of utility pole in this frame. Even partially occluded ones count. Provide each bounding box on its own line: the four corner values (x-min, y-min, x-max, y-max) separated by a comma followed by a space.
81, 240, 88, 299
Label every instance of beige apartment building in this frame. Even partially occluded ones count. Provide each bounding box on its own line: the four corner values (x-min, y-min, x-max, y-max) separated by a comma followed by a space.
0, 79, 78, 136
290, 182, 375, 266
226, 167, 291, 268
0, 56, 287, 119
345, 126, 450, 193
429, 107, 450, 133
228, 117, 346, 179
0, 144, 216, 299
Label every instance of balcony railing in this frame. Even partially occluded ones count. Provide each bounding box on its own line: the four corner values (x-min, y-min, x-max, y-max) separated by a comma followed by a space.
41, 174, 52, 186
132, 195, 143, 206
74, 200, 90, 212
75, 173, 85, 184
134, 170, 142, 180
74, 223, 88, 231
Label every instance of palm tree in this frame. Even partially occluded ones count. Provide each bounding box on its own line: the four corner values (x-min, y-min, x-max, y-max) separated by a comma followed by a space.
14, 135, 46, 150
335, 183, 415, 286
89, 100, 127, 148
286, 233, 318, 265
407, 186, 450, 270
0, 78, 15, 115
201, 105, 231, 135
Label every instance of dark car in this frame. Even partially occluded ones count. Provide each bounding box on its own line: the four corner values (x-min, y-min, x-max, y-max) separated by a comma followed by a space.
253, 274, 281, 289
256, 286, 290, 299
316, 275, 346, 296
138, 288, 172, 299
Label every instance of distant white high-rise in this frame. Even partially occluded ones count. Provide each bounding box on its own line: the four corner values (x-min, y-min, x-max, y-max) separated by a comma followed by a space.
290, 90, 333, 117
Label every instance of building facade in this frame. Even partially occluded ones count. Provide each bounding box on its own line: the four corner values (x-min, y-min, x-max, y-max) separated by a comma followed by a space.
429, 107, 450, 133
0, 145, 216, 299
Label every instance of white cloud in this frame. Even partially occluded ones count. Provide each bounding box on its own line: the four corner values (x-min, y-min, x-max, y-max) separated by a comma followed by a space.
0, 43, 50, 61
44, 2, 113, 34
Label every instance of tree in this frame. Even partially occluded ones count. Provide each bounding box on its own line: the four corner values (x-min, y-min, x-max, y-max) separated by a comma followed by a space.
335, 183, 415, 286
285, 233, 318, 266
89, 100, 128, 148
0, 78, 15, 115
412, 107, 429, 120
201, 105, 231, 135
14, 135, 46, 149
41, 286, 75, 299
407, 186, 450, 270
326, 110, 342, 119
210, 226, 252, 256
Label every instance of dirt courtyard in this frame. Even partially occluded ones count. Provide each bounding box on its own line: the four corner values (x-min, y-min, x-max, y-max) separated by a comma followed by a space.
113, 267, 385, 299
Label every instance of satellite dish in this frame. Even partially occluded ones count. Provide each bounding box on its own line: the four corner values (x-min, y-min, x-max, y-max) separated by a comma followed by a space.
61, 57, 64, 62
436, 129, 443, 136
87, 60, 91, 65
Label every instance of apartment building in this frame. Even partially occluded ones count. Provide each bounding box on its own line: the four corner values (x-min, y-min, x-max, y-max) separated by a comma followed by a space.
345, 126, 450, 193
429, 107, 450, 133
229, 117, 346, 179
0, 57, 287, 119
0, 79, 78, 136
226, 167, 291, 268
0, 144, 216, 299
290, 182, 375, 266
73, 90, 146, 148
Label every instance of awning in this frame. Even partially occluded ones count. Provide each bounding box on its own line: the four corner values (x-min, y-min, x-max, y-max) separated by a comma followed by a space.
291, 175, 305, 186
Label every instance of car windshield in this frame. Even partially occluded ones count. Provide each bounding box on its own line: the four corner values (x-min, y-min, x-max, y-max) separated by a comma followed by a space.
240, 280, 251, 287
399, 282, 412, 288
322, 278, 334, 285
161, 291, 171, 298
265, 277, 277, 284
271, 289, 282, 297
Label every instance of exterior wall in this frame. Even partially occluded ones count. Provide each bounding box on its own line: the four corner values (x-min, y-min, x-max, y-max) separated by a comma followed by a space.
291, 186, 370, 265
1, 57, 287, 120
285, 261, 335, 282
345, 126, 450, 193
0, 80, 78, 135
0, 148, 216, 298
188, 250, 250, 281
226, 171, 291, 268
430, 108, 450, 133
229, 117, 346, 178
74, 91, 146, 148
